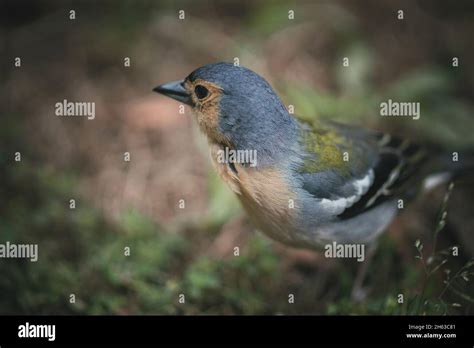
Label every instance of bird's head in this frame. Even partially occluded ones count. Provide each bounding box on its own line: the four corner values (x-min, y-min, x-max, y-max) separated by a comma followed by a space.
154, 62, 298, 162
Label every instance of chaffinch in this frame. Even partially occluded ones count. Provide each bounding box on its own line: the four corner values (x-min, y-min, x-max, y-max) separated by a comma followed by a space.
153, 62, 469, 249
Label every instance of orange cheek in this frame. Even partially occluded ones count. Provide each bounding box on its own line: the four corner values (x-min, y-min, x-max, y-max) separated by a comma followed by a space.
193, 98, 231, 146
185, 79, 227, 144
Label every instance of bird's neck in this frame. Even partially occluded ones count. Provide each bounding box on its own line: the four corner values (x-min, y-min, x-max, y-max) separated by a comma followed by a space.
220, 109, 300, 168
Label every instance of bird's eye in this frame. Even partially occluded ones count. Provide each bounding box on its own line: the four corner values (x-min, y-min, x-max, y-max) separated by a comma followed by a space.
194, 85, 209, 100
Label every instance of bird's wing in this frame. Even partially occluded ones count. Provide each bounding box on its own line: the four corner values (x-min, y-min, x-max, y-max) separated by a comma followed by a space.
297, 119, 427, 218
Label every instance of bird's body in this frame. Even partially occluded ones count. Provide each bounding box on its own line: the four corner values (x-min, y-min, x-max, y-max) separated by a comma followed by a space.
209, 117, 407, 248
154, 62, 465, 249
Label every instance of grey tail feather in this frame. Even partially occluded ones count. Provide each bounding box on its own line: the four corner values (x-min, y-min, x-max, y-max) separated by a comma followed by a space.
423, 150, 474, 191
422, 172, 451, 191
441, 150, 474, 179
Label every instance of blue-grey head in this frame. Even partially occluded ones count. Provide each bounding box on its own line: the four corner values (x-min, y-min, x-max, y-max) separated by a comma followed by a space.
154, 62, 299, 164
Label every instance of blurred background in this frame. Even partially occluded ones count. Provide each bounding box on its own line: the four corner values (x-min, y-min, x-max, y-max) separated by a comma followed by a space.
1, 0, 474, 314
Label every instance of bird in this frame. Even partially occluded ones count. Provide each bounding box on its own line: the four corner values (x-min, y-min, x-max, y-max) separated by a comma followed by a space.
153, 62, 470, 250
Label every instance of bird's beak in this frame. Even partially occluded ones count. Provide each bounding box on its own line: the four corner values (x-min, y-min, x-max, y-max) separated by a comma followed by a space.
153, 80, 193, 106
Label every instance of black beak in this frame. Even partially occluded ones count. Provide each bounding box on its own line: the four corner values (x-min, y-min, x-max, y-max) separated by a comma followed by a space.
153, 80, 193, 106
